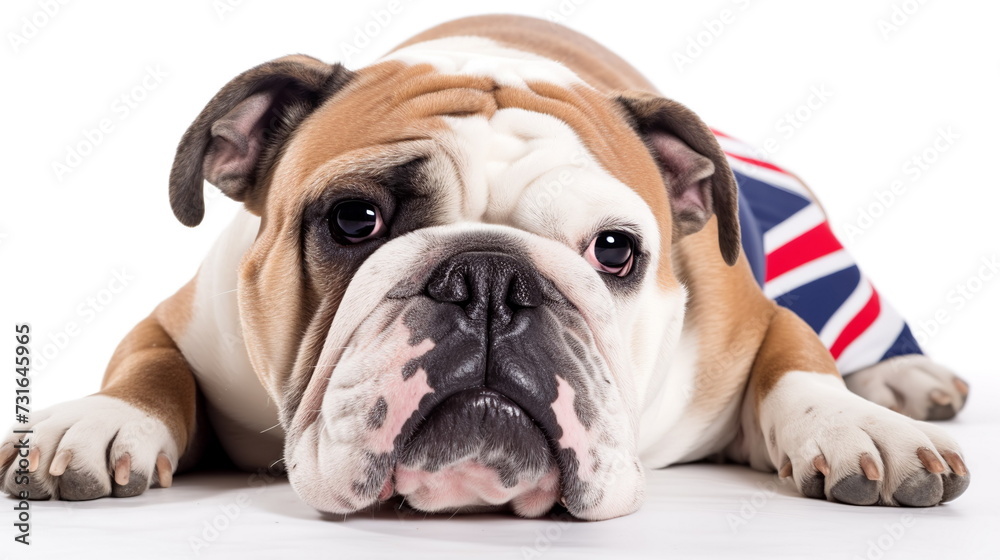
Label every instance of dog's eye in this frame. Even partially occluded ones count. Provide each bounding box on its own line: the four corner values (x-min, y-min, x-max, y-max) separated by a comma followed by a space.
586, 231, 634, 276
327, 200, 384, 244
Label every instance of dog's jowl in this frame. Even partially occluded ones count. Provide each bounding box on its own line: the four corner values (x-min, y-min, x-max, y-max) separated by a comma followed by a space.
1, 15, 969, 520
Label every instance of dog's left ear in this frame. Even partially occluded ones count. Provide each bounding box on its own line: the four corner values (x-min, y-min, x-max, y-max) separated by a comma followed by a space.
615, 92, 740, 266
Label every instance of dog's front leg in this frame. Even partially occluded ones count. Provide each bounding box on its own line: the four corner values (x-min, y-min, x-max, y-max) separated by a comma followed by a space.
1, 301, 197, 500
729, 307, 970, 506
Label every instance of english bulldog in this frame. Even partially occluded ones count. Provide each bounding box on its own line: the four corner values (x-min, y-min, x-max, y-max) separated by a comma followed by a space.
2, 15, 970, 520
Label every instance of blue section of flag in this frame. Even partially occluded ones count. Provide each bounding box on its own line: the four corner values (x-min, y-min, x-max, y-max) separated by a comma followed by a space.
732, 170, 811, 234
738, 188, 766, 287
774, 266, 863, 334
880, 325, 924, 360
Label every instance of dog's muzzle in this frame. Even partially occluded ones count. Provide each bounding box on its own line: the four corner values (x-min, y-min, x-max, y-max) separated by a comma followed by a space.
287, 228, 645, 520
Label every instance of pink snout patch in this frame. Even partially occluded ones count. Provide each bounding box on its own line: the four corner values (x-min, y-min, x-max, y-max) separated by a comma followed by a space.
371, 363, 434, 454
394, 460, 561, 518
552, 376, 594, 481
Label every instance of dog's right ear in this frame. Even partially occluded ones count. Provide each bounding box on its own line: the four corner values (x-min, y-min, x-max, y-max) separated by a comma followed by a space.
169, 55, 353, 227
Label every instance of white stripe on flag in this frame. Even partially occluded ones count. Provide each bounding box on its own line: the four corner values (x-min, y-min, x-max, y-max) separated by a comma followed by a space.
726, 158, 812, 198
763, 204, 826, 254
763, 250, 855, 299
818, 280, 873, 348
836, 303, 906, 374
715, 136, 765, 159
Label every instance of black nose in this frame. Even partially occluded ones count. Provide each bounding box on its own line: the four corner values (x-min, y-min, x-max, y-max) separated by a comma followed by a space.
426, 252, 544, 325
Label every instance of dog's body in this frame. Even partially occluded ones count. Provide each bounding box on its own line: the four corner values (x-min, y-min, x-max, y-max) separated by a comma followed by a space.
2, 15, 970, 519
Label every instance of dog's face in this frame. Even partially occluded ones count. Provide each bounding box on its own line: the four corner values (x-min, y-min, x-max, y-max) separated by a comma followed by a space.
169, 48, 740, 520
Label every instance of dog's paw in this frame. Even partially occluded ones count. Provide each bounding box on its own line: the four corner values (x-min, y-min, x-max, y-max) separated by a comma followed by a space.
765, 372, 970, 507
0, 395, 177, 500
845, 355, 969, 420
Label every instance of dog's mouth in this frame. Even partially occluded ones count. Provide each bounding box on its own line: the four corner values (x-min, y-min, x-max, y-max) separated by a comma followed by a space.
383, 387, 561, 516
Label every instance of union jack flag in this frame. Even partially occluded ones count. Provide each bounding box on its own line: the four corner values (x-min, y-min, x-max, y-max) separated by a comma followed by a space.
713, 130, 922, 374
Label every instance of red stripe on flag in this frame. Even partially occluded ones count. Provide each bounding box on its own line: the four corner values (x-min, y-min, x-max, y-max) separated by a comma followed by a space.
829, 291, 881, 359
765, 222, 843, 281
711, 128, 731, 139
724, 152, 791, 176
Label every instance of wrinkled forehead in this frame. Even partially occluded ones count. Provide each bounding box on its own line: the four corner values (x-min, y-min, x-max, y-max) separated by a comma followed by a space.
437, 109, 657, 252
270, 38, 673, 268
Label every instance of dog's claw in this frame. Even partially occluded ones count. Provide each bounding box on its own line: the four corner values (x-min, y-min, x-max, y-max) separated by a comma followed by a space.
155, 453, 173, 488
859, 453, 881, 481
916, 447, 945, 474
114, 453, 132, 486
812, 455, 831, 477
49, 450, 73, 477
27, 447, 40, 473
941, 450, 968, 476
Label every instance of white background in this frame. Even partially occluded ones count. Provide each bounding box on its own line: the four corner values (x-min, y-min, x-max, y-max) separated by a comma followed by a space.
0, 2, 998, 558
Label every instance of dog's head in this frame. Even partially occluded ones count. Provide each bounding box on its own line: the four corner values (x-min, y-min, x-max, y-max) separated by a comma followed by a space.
169, 44, 739, 520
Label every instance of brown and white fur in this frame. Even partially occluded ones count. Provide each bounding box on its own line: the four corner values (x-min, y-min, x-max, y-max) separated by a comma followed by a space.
1, 15, 970, 520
